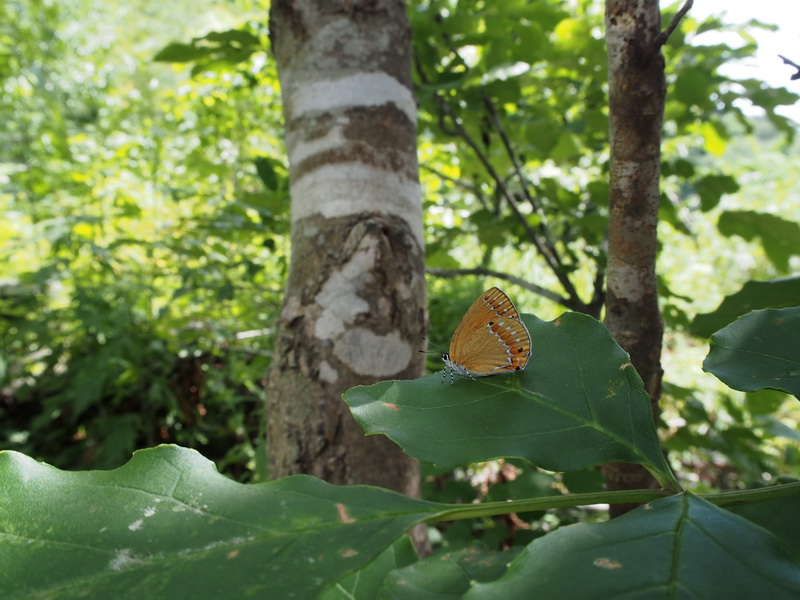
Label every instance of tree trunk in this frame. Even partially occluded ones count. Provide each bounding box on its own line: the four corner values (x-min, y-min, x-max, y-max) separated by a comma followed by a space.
602, 0, 667, 514
265, 0, 426, 497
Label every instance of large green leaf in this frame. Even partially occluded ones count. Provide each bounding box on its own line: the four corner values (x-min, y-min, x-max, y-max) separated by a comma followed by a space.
344, 313, 678, 490
691, 277, 800, 338
0, 446, 440, 599
703, 307, 800, 398
462, 494, 800, 599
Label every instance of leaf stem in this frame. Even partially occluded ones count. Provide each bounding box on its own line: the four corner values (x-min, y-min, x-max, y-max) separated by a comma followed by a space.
427, 481, 800, 522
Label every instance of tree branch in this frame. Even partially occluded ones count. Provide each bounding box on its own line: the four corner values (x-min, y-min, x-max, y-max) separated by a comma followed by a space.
588, 262, 606, 319
432, 93, 583, 306
656, 0, 693, 47
480, 93, 558, 250
427, 266, 574, 309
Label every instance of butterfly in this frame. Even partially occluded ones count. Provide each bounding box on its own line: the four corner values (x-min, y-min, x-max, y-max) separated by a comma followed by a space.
441, 287, 532, 382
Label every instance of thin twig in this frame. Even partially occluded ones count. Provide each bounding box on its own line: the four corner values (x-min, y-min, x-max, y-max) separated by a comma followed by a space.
433, 93, 581, 305
779, 54, 800, 80
414, 39, 586, 310
657, 0, 693, 47
426, 267, 574, 309
589, 263, 606, 319
481, 93, 558, 249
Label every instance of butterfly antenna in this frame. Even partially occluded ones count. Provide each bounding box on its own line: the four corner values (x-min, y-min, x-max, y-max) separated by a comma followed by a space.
419, 336, 447, 354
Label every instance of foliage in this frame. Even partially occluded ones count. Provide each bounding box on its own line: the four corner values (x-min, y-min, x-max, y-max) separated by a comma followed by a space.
0, 0, 284, 479
411, 0, 800, 501
412, 0, 799, 324
2, 0, 800, 595
704, 307, 800, 397
0, 446, 436, 599
2, 309, 799, 597
691, 276, 800, 338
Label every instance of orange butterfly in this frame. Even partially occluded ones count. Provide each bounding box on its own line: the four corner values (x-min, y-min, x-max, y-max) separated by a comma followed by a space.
442, 287, 532, 381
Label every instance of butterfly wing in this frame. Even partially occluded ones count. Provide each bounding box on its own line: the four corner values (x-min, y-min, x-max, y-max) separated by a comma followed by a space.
447, 287, 531, 376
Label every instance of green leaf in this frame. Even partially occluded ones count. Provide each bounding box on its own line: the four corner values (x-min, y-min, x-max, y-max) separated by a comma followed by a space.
674, 67, 713, 109
0, 446, 440, 599
202, 29, 260, 47
321, 537, 418, 600
380, 543, 521, 599
727, 492, 800, 563
718, 211, 800, 272
470, 209, 508, 248
703, 307, 800, 398
691, 277, 800, 338
550, 129, 581, 161
746, 388, 791, 415
695, 174, 739, 211
748, 85, 800, 111
463, 494, 800, 599
344, 313, 678, 490
700, 120, 727, 156
562, 467, 606, 494
253, 157, 281, 191
153, 42, 212, 63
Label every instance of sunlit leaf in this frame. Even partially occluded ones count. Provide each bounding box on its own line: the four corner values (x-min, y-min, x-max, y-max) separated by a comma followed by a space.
0, 446, 440, 599
700, 120, 726, 156
345, 313, 678, 490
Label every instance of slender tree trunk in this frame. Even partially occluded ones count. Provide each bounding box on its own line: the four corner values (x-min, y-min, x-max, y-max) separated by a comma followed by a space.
266, 0, 426, 497
602, 0, 668, 514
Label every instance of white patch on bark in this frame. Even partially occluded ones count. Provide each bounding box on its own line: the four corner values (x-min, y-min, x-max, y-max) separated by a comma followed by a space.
288, 118, 349, 165
292, 162, 423, 247
318, 360, 339, 383
617, 159, 639, 179
314, 238, 377, 339
608, 262, 644, 301
334, 328, 412, 376
286, 72, 416, 124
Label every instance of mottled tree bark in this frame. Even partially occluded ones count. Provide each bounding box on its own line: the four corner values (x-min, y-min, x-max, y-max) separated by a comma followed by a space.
603, 0, 677, 515
266, 0, 426, 497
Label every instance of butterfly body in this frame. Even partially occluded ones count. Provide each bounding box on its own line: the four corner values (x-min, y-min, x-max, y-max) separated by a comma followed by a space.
443, 287, 531, 381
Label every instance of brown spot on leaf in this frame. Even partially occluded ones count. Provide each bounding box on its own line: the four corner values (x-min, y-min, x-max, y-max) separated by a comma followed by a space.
594, 557, 622, 570
336, 502, 356, 524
